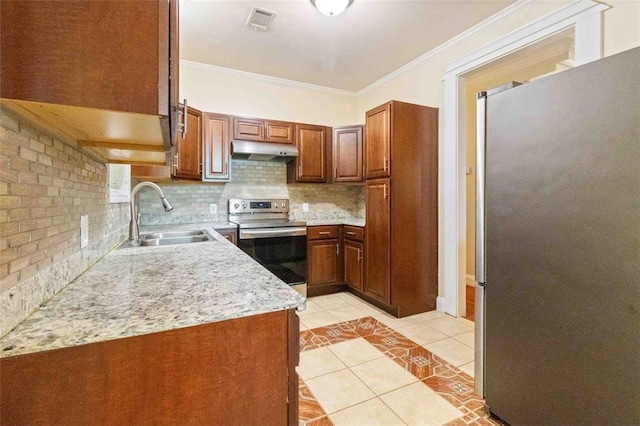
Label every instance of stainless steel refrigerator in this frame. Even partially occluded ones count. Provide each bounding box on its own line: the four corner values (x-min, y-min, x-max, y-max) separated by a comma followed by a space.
475, 47, 639, 425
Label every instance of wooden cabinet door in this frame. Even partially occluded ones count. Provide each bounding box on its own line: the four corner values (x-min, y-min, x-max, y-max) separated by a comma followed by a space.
365, 179, 390, 303
265, 120, 294, 144
203, 113, 230, 181
307, 239, 340, 287
344, 239, 364, 291
233, 117, 264, 141
333, 125, 363, 182
215, 228, 237, 245
292, 124, 327, 183
173, 107, 202, 180
365, 103, 391, 179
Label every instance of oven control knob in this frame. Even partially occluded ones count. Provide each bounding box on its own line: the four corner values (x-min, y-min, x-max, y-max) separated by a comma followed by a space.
242, 203, 247, 209
282, 202, 287, 209
273, 202, 279, 208
233, 203, 239, 210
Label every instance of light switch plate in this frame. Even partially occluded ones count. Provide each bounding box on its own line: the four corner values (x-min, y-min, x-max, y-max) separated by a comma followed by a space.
209, 204, 217, 214
80, 215, 89, 248
302, 203, 309, 212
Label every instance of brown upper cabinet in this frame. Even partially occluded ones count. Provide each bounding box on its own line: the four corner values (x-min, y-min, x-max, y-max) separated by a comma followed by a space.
173, 107, 203, 180
365, 103, 391, 179
333, 125, 364, 183
287, 124, 330, 183
233, 117, 294, 144
0, 0, 181, 155
202, 113, 231, 182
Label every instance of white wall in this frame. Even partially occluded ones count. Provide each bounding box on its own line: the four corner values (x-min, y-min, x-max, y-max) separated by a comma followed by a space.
180, 62, 359, 126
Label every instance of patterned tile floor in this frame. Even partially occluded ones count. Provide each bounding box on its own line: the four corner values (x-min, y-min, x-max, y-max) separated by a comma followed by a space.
297, 292, 502, 426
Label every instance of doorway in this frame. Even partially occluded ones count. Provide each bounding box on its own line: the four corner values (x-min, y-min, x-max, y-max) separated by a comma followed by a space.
440, 1, 607, 318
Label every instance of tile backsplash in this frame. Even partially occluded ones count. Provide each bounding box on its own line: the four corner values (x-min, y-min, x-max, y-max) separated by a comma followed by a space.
0, 108, 129, 336
138, 160, 364, 225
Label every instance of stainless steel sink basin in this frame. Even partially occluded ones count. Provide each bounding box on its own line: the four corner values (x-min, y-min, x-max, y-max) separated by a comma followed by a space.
138, 234, 212, 246
119, 229, 216, 249
139, 230, 207, 240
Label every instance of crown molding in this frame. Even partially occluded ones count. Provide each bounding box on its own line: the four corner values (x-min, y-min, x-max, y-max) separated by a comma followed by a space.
180, 60, 358, 98
356, 0, 538, 96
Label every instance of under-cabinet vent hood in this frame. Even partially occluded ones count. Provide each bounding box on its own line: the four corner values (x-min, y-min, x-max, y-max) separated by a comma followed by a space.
231, 140, 298, 162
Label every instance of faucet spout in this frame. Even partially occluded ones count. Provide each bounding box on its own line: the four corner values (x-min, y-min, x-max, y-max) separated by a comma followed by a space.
129, 182, 174, 243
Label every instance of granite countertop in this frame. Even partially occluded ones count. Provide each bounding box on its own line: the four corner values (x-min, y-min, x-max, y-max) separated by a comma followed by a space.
0, 223, 305, 359
305, 218, 365, 227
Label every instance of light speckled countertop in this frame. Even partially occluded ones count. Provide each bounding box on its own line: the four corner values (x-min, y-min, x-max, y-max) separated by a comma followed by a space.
306, 218, 365, 227
0, 223, 305, 358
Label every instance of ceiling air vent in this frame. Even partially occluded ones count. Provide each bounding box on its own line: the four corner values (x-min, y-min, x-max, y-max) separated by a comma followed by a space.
246, 7, 277, 31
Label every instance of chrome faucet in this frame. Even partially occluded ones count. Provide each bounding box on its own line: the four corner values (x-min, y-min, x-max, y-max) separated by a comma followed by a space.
129, 182, 174, 243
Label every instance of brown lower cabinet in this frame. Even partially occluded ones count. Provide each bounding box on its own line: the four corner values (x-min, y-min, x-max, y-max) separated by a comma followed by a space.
307, 225, 342, 296
343, 227, 364, 292
0, 310, 299, 425
215, 228, 237, 245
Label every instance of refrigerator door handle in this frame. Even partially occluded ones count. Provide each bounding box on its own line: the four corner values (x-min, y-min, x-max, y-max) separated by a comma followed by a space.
476, 92, 487, 283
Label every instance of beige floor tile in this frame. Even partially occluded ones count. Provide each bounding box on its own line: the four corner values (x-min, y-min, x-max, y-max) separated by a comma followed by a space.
392, 323, 448, 345
423, 338, 475, 367
300, 311, 341, 329
298, 347, 347, 380
424, 315, 474, 337
459, 361, 475, 378
297, 300, 324, 316
351, 356, 418, 395
452, 331, 475, 348
407, 310, 446, 322
329, 398, 405, 426
299, 322, 308, 331
305, 369, 376, 414
372, 313, 423, 330
326, 305, 368, 322
328, 337, 385, 367
312, 295, 352, 310
380, 382, 462, 426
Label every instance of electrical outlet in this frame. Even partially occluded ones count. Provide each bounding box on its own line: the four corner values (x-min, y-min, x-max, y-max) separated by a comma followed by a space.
209, 204, 217, 214
80, 215, 89, 249
302, 203, 309, 212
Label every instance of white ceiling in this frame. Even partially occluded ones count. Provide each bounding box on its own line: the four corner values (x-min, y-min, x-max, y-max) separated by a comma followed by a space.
180, 0, 516, 92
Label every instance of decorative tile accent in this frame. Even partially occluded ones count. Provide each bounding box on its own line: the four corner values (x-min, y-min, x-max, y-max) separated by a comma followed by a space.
299, 377, 332, 425
300, 315, 504, 425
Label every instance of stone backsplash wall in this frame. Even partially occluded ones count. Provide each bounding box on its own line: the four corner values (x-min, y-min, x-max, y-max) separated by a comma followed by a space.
139, 160, 364, 224
0, 108, 129, 336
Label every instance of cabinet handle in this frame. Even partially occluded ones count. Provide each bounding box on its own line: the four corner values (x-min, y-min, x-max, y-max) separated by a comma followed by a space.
383, 183, 387, 199
180, 98, 188, 137
336, 243, 340, 256
173, 154, 179, 171
298, 164, 302, 176
383, 156, 388, 171
318, 231, 331, 235
346, 231, 356, 235
358, 248, 362, 262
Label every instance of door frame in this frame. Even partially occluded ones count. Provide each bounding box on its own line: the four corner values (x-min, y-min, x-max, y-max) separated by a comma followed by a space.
439, 0, 608, 317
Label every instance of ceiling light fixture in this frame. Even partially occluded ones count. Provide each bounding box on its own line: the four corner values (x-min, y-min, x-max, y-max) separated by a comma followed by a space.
310, 0, 353, 17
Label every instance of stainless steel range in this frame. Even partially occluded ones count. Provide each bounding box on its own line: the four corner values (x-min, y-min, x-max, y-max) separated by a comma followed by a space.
228, 198, 307, 297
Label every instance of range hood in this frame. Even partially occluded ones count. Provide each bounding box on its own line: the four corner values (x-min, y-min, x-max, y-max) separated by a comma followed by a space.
231, 140, 298, 161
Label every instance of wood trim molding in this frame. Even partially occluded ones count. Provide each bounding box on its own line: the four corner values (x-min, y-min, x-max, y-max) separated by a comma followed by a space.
440, 0, 607, 317
78, 140, 166, 152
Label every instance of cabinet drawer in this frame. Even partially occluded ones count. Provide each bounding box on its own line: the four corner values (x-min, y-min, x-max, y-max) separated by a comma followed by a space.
343, 226, 364, 241
307, 225, 339, 240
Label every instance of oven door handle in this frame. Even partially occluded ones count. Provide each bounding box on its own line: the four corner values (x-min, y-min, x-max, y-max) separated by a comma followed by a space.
239, 227, 307, 239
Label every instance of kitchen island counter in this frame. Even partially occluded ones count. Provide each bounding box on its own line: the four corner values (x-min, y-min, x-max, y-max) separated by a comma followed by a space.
0, 223, 305, 358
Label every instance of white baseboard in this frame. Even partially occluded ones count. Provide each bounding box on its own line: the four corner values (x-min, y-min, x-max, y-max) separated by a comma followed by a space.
436, 297, 446, 312
466, 274, 476, 286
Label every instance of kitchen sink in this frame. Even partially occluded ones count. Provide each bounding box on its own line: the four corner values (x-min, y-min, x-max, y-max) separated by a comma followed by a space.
139, 230, 208, 240
119, 229, 216, 249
